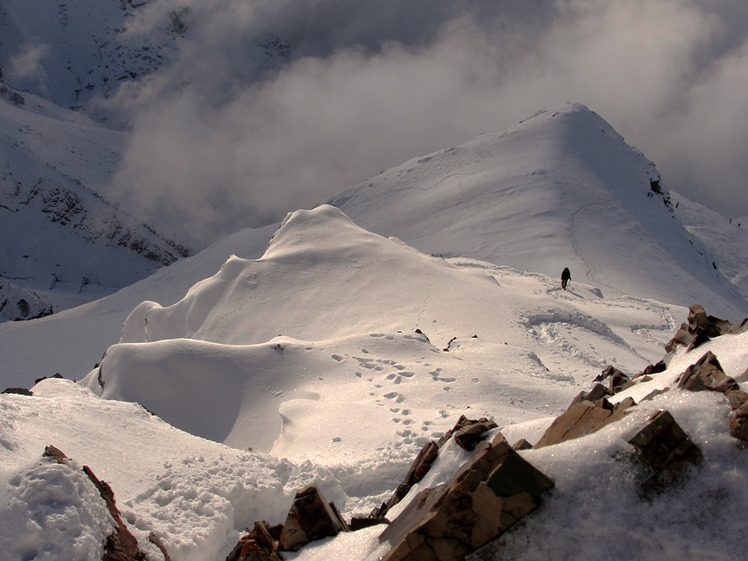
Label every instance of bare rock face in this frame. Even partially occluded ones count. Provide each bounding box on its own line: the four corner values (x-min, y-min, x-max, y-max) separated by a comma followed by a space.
627, 410, 702, 495
378, 433, 553, 561
278, 485, 349, 552
665, 304, 748, 353
534, 396, 635, 449
677, 351, 739, 393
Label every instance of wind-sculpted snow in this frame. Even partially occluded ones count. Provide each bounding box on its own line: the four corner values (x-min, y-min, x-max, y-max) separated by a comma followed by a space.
84, 205, 680, 463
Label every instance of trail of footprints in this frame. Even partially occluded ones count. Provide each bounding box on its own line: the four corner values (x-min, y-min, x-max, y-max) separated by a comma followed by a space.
332, 332, 458, 444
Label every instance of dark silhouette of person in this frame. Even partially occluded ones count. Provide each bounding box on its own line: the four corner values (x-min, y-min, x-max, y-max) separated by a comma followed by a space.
561, 267, 571, 290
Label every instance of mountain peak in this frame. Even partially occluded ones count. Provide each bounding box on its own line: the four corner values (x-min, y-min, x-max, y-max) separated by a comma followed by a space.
328, 104, 746, 317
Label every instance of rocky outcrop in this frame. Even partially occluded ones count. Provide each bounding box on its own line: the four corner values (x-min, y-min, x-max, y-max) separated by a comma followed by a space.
594, 365, 632, 394
373, 440, 440, 520
278, 485, 349, 552
371, 416, 499, 522
665, 304, 748, 353
676, 351, 739, 393
534, 395, 635, 449
378, 433, 554, 561
627, 410, 702, 495
226, 521, 282, 561
674, 350, 748, 445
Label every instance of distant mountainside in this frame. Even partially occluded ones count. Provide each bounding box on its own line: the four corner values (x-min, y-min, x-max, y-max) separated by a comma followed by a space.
0, 0, 175, 109
0, 86, 189, 320
1, 102, 747, 385
329, 103, 748, 318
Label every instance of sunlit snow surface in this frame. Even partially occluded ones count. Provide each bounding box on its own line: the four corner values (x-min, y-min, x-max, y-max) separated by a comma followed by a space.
2, 105, 748, 561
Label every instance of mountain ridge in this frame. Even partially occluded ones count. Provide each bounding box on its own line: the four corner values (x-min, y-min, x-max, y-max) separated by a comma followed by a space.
329, 103, 748, 318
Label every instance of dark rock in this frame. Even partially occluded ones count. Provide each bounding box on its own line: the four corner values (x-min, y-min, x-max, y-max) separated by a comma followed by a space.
453, 418, 499, 451
665, 304, 748, 353
628, 410, 702, 495
43, 444, 68, 464
676, 351, 739, 393
568, 383, 611, 408
641, 360, 667, 376
512, 438, 533, 451
378, 433, 553, 561
729, 402, 748, 443
725, 390, 748, 443
350, 516, 390, 531
278, 485, 349, 551
148, 533, 172, 561
534, 397, 635, 449
640, 387, 670, 402
34, 373, 64, 385
2, 387, 33, 396
437, 415, 498, 448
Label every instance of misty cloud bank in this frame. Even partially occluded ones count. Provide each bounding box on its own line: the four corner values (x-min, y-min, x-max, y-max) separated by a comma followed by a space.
103, 0, 748, 248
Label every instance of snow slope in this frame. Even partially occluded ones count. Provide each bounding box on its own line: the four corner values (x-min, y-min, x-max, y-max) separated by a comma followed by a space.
329, 103, 748, 318
0, 87, 188, 317
1, 203, 747, 561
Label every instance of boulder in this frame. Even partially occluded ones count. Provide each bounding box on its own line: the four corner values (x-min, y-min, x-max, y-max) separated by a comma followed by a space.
437, 415, 498, 449
594, 366, 631, 393
534, 397, 635, 449
378, 433, 553, 561
676, 351, 738, 394
627, 410, 702, 495
640, 360, 667, 376
453, 418, 499, 451
724, 390, 748, 443
278, 485, 349, 551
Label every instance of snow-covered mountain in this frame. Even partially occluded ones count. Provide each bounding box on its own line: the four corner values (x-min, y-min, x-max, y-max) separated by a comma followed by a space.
0, 0, 177, 109
0, 86, 190, 319
1, 102, 746, 382
329, 103, 748, 319
2, 201, 747, 561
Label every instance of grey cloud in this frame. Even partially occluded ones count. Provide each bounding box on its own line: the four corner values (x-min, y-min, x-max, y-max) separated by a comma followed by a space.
107, 0, 748, 247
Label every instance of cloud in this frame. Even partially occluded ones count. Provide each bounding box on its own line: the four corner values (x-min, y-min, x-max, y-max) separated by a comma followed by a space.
8, 43, 50, 96
106, 0, 748, 247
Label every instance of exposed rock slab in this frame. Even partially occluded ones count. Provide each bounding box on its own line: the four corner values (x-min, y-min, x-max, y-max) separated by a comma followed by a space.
627, 410, 702, 495
534, 396, 635, 449
378, 433, 553, 561
278, 485, 349, 551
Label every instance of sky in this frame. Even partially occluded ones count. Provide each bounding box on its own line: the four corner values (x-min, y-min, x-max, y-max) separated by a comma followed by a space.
93, 0, 748, 247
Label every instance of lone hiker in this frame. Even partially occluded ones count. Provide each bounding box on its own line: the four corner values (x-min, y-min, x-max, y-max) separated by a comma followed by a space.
561, 267, 571, 290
